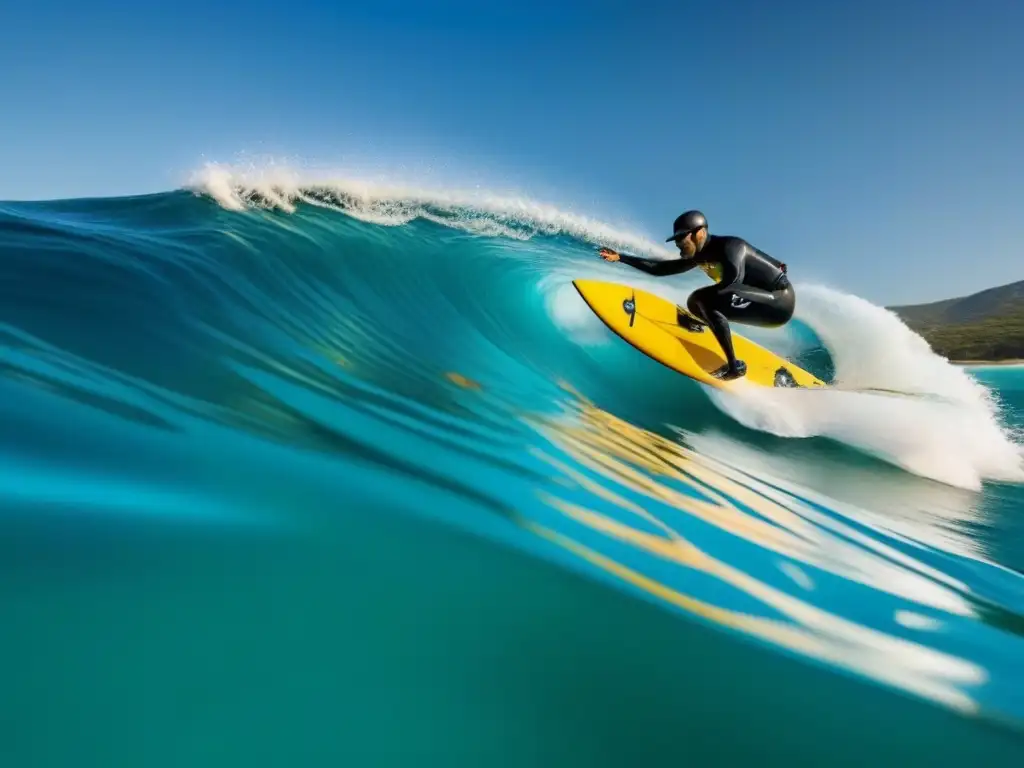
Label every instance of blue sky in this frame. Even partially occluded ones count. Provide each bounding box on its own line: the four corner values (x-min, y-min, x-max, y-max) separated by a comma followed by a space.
1, 0, 1021, 305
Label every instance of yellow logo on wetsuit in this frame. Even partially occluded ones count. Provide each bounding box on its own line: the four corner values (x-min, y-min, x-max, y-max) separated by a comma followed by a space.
699, 263, 723, 282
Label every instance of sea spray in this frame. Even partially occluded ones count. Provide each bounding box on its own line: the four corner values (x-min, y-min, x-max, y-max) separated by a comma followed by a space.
706, 285, 1024, 490
189, 161, 675, 259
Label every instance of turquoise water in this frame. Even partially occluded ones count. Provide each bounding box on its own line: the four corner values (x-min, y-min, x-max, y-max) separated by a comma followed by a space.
1, 180, 1023, 766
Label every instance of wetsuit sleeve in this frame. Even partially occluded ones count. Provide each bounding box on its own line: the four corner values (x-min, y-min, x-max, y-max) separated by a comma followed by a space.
617, 253, 699, 277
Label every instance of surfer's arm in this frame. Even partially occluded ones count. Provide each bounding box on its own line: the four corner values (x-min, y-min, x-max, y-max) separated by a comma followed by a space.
617, 253, 699, 277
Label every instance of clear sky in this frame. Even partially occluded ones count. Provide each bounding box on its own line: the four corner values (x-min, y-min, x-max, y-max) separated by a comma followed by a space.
1, 0, 1021, 305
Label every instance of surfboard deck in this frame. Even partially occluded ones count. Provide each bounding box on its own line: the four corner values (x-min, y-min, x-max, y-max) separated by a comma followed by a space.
572, 279, 827, 390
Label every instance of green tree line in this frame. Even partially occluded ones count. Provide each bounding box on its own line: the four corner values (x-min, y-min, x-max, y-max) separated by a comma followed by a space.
902, 308, 1024, 361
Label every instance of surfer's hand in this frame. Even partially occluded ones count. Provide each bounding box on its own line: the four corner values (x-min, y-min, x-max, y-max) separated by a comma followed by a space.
599, 248, 620, 262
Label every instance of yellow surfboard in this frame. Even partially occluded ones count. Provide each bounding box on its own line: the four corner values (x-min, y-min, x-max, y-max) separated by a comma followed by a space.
572, 279, 827, 390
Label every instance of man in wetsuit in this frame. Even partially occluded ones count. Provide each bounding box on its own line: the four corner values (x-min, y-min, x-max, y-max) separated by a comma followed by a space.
597, 210, 794, 380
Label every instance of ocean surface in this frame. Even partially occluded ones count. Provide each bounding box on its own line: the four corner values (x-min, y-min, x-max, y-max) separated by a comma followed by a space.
2, 166, 1023, 766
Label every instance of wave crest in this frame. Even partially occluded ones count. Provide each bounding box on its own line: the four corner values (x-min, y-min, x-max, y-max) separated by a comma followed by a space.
189, 161, 676, 259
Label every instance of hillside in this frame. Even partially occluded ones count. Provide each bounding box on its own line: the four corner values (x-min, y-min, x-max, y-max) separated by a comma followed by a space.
888, 280, 1024, 362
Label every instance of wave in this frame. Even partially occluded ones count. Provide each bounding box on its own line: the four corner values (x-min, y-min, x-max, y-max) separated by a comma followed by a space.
190, 161, 1024, 491
4, 164, 1024, 750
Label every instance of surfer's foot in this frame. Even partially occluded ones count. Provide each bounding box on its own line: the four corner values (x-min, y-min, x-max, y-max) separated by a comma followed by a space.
712, 360, 747, 380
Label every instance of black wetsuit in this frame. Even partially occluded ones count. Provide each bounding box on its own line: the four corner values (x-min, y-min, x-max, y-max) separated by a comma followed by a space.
616, 235, 794, 377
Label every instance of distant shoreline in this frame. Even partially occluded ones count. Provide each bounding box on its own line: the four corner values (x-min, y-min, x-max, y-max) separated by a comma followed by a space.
951, 359, 1024, 367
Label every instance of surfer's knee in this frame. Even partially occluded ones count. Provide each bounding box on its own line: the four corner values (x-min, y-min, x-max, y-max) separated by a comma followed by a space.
686, 294, 701, 316
687, 290, 711, 318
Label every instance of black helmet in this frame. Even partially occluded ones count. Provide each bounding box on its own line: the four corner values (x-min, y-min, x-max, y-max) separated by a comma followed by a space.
666, 210, 707, 241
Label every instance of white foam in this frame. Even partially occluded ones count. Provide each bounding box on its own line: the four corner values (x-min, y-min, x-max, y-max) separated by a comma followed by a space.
187, 160, 677, 261
706, 285, 1024, 490
544, 281, 609, 346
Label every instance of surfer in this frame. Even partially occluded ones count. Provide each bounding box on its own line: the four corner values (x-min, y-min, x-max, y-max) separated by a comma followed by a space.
598, 210, 795, 380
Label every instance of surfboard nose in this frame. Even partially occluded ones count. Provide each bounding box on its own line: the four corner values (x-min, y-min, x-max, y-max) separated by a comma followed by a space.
572, 278, 606, 297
